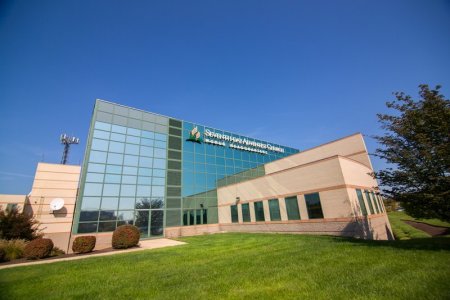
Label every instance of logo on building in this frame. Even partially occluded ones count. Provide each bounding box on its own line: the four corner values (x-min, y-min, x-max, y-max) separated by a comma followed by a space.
186, 126, 202, 143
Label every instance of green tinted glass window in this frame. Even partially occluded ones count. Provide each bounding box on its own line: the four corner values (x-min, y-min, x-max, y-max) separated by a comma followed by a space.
196, 209, 202, 225
242, 203, 250, 222
365, 190, 375, 214
304, 193, 324, 219
183, 210, 189, 226
254, 201, 265, 221
371, 191, 380, 213
268, 199, 281, 221
377, 195, 385, 212
230, 205, 238, 223
356, 189, 367, 216
285, 196, 300, 220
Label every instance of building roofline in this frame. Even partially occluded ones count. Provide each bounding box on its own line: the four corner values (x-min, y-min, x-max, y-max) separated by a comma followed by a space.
95, 98, 300, 151
295, 132, 363, 155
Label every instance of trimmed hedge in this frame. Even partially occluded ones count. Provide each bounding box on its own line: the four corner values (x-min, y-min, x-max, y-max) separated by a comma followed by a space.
112, 225, 140, 249
24, 238, 53, 260
72, 236, 96, 254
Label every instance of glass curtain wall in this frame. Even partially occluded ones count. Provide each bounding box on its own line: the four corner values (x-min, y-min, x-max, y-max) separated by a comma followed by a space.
181, 122, 298, 226
74, 100, 300, 237
74, 100, 168, 238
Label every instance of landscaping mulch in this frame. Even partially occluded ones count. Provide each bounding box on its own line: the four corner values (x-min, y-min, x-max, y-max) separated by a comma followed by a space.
403, 220, 450, 236
0, 246, 137, 267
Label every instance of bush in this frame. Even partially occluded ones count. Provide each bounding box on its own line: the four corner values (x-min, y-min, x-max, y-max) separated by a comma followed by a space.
112, 225, 140, 249
24, 238, 53, 260
0, 207, 41, 240
50, 247, 66, 257
0, 239, 27, 261
72, 236, 96, 254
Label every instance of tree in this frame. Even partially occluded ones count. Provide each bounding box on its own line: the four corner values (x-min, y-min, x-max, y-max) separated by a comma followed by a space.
374, 84, 450, 221
0, 207, 41, 240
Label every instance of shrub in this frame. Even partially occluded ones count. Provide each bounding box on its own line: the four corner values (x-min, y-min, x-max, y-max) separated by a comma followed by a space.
0, 239, 27, 261
112, 225, 140, 249
72, 236, 96, 254
50, 247, 66, 257
0, 207, 41, 240
24, 238, 53, 260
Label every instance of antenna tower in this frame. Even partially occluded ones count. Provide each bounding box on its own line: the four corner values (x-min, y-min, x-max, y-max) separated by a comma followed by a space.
60, 134, 80, 164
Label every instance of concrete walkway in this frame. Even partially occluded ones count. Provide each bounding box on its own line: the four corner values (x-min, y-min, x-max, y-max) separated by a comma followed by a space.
0, 238, 186, 270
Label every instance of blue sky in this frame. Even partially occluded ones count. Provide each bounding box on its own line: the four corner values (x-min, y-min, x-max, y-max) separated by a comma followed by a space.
0, 0, 449, 194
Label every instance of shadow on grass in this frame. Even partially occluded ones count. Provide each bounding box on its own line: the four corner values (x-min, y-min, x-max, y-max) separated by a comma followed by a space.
331, 235, 450, 252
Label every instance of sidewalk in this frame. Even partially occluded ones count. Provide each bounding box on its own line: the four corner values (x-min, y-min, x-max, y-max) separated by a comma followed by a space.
0, 238, 186, 270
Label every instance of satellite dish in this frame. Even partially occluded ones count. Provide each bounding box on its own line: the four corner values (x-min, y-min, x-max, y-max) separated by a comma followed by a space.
49, 198, 65, 211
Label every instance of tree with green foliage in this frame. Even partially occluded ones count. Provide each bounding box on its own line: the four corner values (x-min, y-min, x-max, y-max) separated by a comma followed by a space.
0, 207, 41, 240
375, 84, 450, 221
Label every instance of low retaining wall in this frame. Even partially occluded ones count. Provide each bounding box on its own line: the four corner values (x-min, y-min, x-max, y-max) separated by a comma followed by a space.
165, 224, 221, 238
165, 214, 394, 240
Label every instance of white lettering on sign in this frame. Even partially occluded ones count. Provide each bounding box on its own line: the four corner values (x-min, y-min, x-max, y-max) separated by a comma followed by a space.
203, 128, 285, 154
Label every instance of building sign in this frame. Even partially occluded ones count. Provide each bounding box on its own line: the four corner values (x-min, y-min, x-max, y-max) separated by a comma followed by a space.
202, 128, 285, 155
186, 127, 286, 155
186, 127, 202, 143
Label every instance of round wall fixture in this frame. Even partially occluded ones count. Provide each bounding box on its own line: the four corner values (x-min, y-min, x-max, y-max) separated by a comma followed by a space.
49, 198, 65, 211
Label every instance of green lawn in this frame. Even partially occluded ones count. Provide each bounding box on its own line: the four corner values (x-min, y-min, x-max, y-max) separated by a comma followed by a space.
388, 212, 450, 240
1, 233, 449, 299
390, 211, 450, 228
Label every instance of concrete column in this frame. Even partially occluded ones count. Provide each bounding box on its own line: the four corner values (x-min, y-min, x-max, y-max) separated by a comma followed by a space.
346, 188, 360, 217
218, 206, 231, 223
237, 203, 243, 223
249, 202, 256, 222
263, 200, 270, 221
279, 197, 288, 221
298, 194, 309, 220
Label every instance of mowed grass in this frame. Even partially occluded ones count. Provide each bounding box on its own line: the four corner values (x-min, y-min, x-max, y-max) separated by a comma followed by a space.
0, 233, 450, 299
390, 211, 450, 228
388, 212, 450, 240
388, 212, 431, 239
1, 233, 449, 299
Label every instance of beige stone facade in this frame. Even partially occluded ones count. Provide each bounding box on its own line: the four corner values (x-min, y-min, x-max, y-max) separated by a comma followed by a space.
24, 163, 81, 252
215, 133, 393, 240
0, 194, 27, 212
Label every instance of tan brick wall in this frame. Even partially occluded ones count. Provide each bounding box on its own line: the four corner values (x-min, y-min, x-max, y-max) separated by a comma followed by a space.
265, 133, 372, 174
0, 194, 27, 212
216, 133, 393, 240
218, 157, 346, 206
165, 224, 221, 238
26, 163, 81, 251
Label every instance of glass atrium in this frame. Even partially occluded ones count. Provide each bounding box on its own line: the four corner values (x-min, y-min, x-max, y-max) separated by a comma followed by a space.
73, 100, 299, 238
